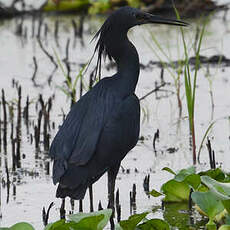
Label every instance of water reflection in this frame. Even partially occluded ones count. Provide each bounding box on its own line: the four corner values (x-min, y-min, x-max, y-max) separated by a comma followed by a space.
162, 203, 207, 230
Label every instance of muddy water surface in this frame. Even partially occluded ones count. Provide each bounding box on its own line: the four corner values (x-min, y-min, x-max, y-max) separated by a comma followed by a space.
0, 7, 230, 230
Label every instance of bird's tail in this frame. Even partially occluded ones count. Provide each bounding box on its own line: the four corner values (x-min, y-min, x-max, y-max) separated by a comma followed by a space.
56, 183, 88, 200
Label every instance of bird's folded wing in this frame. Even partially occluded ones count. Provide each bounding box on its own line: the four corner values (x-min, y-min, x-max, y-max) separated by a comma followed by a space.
49, 79, 118, 183
68, 87, 115, 165
49, 92, 90, 162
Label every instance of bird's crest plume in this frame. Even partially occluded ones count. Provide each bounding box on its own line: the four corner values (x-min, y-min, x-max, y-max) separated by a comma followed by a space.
89, 15, 114, 79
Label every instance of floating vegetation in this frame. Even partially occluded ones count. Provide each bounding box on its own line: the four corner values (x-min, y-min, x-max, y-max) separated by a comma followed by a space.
150, 166, 230, 230
0, 0, 227, 18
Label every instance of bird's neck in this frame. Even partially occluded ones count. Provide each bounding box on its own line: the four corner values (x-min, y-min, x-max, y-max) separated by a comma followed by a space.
106, 33, 140, 94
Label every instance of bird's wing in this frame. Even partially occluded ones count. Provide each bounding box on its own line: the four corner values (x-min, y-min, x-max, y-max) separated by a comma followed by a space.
50, 78, 119, 184
68, 80, 119, 165
96, 94, 140, 162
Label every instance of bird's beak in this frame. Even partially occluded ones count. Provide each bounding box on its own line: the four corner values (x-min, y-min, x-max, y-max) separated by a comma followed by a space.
138, 13, 188, 27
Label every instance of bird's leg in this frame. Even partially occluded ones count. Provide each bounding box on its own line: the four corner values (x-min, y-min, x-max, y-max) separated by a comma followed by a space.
107, 164, 120, 229
60, 198, 66, 219
89, 184, 94, 212
79, 199, 83, 212
70, 198, 74, 214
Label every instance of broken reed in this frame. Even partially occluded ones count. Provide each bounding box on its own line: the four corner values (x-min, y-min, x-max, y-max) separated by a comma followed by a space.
34, 94, 53, 150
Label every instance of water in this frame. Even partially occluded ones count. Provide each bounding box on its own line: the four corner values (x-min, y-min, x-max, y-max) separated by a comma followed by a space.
0, 7, 230, 229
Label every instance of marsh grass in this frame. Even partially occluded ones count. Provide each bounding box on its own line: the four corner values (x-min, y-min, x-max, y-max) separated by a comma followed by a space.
145, 8, 208, 164
53, 49, 88, 107
175, 8, 207, 165
143, 31, 184, 117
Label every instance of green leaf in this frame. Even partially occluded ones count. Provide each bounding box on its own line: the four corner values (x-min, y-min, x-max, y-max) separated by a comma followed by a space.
43, 0, 89, 12
44, 223, 53, 230
226, 215, 230, 225
184, 174, 201, 190
71, 215, 104, 230
199, 168, 226, 182
201, 176, 230, 200
174, 166, 196, 182
9, 223, 35, 230
137, 219, 170, 230
218, 225, 230, 230
222, 200, 230, 214
161, 179, 190, 202
161, 167, 176, 175
88, 0, 110, 14
191, 191, 224, 220
44, 220, 69, 230
119, 212, 148, 230
68, 209, 112, 230
149, 189, 163, 197
115, 224, 123, 230
126, 0, 141, 8
206, 219, 217, 230
201, 176, 230, 213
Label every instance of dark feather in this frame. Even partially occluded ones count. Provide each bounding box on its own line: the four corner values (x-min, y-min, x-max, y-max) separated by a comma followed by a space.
89, 14, 113, 79
50, 77, 121, 184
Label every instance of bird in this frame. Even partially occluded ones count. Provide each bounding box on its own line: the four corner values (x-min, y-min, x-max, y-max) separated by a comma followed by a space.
49, 5, 187, 223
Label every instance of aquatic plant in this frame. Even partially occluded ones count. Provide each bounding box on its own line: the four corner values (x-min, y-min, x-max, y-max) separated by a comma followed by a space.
175, 7, 207, 165
144, 29, 185, 117
88, 0, 110, 14
43, 0, 90, 12
192, 175, 230, 230
150, 166, 230, 230
54, 49, 87, 107
0, 210, 170, 230
145, 11, 208, 165
1, 171, 230, 230
0, 222, 35, 230
0, 209, 112, 230
115, 212, 170, 230
150, 166, 201, 202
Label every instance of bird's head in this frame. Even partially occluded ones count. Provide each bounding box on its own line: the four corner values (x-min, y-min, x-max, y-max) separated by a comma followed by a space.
106, 6, 188, 30
91, 6, 188, 77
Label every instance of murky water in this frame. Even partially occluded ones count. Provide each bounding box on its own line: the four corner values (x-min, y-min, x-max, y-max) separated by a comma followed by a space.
0, 5, 230, 230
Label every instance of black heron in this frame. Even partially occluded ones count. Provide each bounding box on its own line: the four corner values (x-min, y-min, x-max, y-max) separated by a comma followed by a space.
50, 5, 187, 222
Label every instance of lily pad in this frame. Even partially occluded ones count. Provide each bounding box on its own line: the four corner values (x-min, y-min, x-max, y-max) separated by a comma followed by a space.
174, 166, 196, 182
201, 176, 230, 199
161, 179, 190, 202
71, 215, 104, 230
69, 209, 112, 230
183, 174, 201, 190
9, 223, 35, 230
44, 219, 71, 230
199, 168, 226, 182
118, 212, 148, 230
201, 176, 230, 214
191, 191, 224, 220
218, 225, 230, 230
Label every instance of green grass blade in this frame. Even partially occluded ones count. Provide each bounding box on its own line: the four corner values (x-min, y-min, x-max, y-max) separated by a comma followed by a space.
53, 48, 72, 88
143, 35, 176, 79
192, 21, 206, 116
